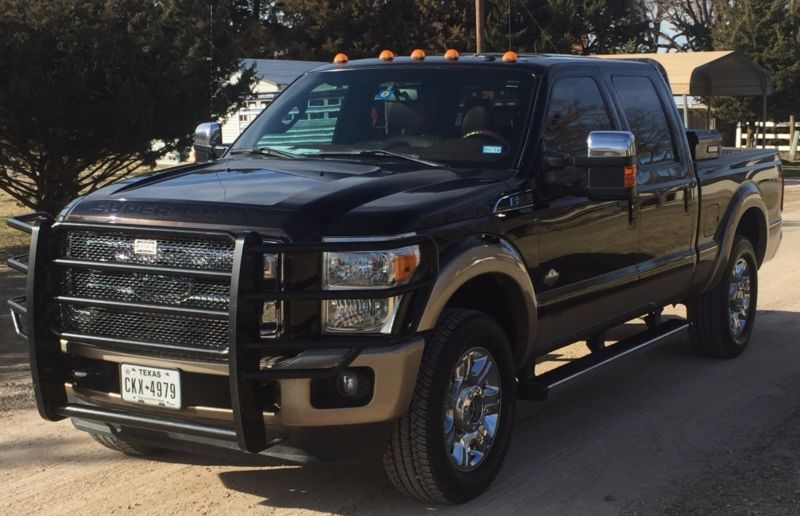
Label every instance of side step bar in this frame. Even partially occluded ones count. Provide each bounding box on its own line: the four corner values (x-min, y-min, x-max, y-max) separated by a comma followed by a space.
518, 318, 690, 401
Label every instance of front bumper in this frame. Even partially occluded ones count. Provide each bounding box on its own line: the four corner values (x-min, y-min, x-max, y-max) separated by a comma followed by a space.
6, 213, 434, 453
59, 336, 423, 428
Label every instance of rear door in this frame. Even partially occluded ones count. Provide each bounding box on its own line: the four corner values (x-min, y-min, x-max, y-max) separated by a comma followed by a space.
610, 74, 697, 304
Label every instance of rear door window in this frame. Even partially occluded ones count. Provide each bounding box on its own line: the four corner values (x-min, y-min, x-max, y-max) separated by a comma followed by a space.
612, 76, 677, 167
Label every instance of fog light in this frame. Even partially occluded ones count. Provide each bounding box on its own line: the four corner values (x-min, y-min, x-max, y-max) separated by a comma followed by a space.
337, 371, 359, 397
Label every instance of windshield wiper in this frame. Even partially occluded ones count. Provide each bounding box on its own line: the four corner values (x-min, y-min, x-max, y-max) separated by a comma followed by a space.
314, 149, 445, 169
228, 146, 296, 159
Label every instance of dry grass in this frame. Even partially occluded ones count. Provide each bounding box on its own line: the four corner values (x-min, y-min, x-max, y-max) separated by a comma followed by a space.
0, 190, 29, 264
0, 163, 173, 265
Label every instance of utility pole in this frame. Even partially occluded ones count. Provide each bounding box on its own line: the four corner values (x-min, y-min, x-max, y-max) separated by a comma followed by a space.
475, 0, 485, 53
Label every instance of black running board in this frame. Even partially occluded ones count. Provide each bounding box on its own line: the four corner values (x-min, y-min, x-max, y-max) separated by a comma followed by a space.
517, 319, 690, 401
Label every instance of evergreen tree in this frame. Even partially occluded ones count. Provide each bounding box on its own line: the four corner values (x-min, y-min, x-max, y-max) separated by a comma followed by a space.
712, 1, 800, 128
0, 0, 254, 213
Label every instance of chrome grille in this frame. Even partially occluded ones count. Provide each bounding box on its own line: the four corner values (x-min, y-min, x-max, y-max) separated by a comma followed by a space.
56, 305, 229, 353
62, 230, 234, 271
57, 269, 230, 311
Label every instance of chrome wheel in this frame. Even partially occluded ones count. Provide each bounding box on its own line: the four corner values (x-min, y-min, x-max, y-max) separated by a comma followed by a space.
443, 347, 502, 472
728, 257, 752, 337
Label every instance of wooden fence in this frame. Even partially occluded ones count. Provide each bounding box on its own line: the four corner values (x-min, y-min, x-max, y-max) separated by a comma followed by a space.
736, 121, 799, 154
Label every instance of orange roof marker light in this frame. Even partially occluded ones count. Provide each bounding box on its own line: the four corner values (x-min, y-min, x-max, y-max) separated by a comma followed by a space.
379, 49, 394, 61
410, 48, 426, 61
444, 49, 459, 61
333, 53, 349, 64
502, 50, 518, 63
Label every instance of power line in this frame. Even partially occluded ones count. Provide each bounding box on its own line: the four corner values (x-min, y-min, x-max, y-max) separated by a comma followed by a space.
514, 0, 560, 53
508, 0, 512, 50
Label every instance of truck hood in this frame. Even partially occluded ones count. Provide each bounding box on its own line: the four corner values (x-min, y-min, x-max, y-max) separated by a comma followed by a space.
65, 157, 512, 240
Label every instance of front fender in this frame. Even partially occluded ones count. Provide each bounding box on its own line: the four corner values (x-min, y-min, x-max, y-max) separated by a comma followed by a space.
417, 236, 538, 366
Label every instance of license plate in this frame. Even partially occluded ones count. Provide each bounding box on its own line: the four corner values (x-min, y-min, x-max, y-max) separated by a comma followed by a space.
120, 364, 181, 409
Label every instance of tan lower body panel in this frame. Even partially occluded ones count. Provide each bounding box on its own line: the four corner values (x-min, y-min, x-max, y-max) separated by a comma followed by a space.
64, 338, 424, 428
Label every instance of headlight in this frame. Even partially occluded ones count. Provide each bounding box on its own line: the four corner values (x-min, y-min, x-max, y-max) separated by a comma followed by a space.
323, 245, 420, 289
323, 297, 401, 333
322, 245, 420, 333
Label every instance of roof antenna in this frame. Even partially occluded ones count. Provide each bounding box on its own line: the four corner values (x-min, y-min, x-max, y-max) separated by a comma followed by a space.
208, 3, 213, 120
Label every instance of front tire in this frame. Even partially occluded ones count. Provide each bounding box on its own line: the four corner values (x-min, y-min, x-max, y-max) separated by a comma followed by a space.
91, 432, 163, 457
687, 236, 758, 358
383, 309, 516, 504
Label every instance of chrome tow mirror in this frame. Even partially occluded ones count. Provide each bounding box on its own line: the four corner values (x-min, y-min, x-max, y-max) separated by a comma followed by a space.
586, 130, 637, 158
574, 131, 638, 201
193, 122, 225, 162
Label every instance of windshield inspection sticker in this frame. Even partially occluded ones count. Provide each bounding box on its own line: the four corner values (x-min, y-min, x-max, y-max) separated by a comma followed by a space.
374, 85, 396, 101
482, 145, 503, 155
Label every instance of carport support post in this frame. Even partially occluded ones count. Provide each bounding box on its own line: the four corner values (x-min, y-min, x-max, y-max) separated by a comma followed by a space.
706, 96, 712, 130
762, 94, 767, 149
683, 94, 689, 127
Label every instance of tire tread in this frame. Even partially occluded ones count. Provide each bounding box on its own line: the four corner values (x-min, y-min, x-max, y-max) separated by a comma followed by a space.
91, 433, 162, 457
382, 308, 482, 503
688, 236, 757, 358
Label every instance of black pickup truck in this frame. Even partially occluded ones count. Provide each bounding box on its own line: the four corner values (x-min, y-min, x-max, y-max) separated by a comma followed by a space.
7, 52, 783, 504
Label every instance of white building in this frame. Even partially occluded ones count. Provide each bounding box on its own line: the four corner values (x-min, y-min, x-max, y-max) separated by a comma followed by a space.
157, 59, 323, 165
220, 59, 325, 144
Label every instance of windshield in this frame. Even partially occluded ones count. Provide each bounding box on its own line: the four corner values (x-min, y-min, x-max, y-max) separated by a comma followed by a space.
230, 66, 536, 169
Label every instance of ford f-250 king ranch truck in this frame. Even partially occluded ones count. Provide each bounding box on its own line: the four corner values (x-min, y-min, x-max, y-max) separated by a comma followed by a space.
7, 51, 783, 503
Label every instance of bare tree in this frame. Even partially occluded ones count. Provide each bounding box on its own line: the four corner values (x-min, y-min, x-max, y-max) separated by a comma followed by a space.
656, 0, 721, 51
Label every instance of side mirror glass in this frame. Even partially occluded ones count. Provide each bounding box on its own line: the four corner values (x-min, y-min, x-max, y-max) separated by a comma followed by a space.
193, 122, 224, 162
576, 131, 638, 201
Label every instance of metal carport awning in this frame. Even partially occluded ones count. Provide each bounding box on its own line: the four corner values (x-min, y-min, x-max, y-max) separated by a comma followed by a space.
595, 51, 774, 147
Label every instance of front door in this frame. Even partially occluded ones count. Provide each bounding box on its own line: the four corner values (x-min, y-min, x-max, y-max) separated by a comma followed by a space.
532, 76, 641, 350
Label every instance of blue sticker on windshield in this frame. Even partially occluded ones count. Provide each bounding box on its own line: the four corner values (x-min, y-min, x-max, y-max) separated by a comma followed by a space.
374, 85, 396, 101
482, 145, 503, 155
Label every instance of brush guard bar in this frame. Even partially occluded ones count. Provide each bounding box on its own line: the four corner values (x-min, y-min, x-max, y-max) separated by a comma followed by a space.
6, 213, 436, 452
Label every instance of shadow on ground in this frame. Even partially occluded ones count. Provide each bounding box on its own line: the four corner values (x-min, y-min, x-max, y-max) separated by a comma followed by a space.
210, 309, 800, 514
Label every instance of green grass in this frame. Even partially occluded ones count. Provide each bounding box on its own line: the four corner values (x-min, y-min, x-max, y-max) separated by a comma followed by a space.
782, 160, 800, 177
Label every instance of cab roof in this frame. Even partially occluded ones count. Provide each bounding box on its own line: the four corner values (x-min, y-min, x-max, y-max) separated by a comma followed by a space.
309, 52, 655, 76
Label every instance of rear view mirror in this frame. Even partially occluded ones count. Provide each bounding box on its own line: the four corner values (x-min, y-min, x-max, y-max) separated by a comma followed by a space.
576, 131, 638, 201
193, 122, 226, 162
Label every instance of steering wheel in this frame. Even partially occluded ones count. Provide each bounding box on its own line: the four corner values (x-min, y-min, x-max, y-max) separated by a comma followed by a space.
461, 130, 509, 149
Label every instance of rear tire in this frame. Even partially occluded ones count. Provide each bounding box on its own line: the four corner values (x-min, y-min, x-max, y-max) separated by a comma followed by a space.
382, 309, 516, 504
91, 433, 163, 457
687, 236, 758, 358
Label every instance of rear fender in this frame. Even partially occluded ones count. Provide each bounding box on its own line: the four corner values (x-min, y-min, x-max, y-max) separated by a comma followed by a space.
700, 183, 767, 293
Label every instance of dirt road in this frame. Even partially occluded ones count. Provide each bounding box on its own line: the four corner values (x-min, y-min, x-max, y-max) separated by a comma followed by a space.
2, 188, 800, 515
